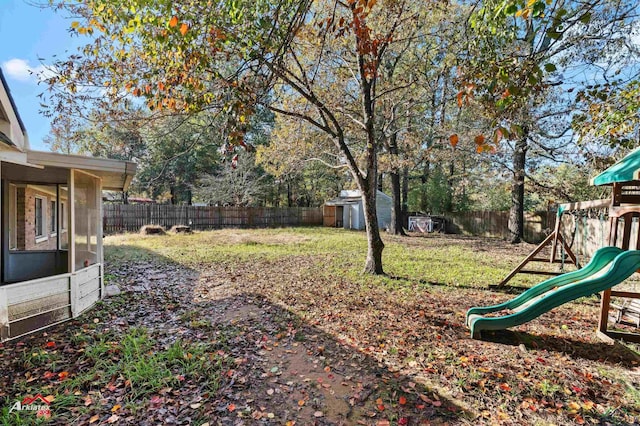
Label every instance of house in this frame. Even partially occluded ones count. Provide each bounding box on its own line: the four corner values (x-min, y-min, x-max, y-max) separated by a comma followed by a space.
323, 189, 392, 230
0, 69, 136, 341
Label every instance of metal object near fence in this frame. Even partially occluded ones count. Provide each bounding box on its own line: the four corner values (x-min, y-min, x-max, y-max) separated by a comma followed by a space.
408, 216, 446, 233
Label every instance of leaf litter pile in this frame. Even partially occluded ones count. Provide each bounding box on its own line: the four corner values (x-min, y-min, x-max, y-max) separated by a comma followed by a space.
1, 228, 640, 425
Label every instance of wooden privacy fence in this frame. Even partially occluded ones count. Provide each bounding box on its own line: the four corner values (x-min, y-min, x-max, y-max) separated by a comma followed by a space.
103, 204, 323, 234
448, 210, 624, 259
448, 210, 555, 243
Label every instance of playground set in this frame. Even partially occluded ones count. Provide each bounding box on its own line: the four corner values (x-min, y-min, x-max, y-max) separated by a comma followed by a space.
467, 148, 640, 342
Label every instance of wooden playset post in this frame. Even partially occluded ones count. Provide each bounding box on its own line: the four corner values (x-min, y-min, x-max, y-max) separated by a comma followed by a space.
598, 183, 621, 335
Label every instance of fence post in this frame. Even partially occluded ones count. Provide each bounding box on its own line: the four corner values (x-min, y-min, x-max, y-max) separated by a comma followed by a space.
0, 288, 9, 340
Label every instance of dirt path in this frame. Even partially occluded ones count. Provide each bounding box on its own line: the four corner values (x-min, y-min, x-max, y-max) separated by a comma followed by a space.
2, 235, 640, 425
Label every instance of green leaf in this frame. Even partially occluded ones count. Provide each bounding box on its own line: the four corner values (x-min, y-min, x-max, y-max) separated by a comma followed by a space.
511, 124, 524, 137
532, 1, 546, 17
547, 30, 562, 40
544, 63, 557, 72
505, 4, 518, 15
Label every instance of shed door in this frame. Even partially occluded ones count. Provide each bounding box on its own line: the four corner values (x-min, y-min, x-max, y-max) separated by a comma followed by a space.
336, 206, 343, 228
323, 205, 336, 227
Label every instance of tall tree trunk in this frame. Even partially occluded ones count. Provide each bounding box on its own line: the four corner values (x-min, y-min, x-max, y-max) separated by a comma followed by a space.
387, 133, 406, 235
401, 167, 409, 228
509, 135, 528, 243
420, 160, 430, 212
362, 177, 385, 274
361, 74, 384, 274
389, 171, 405, 235
446, 160, 454, 212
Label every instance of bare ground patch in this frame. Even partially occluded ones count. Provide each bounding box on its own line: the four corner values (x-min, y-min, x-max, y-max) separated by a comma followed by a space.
1, 231, 640, 425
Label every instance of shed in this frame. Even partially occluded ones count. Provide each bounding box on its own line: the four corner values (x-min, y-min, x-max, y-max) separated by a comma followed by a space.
324, 190, 392, 230
0, 69, 136, 341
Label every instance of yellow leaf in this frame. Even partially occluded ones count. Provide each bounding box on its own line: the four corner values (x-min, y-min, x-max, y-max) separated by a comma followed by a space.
527, 0, 536, 7
581, 400, 595, 410
567, 401, 581, 412
89, 414, 100, 424
71, 21, 80, 29
180, 23, 189, 36
44, 395, 55, 403
111, 404, 121, 412
169, 16, 178, 27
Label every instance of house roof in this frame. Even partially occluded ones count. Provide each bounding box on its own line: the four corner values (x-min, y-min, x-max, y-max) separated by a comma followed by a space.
0, 69, 27, 135
591, 147, 640, 186
27, 150, 137, 191
0, 130, 16, 148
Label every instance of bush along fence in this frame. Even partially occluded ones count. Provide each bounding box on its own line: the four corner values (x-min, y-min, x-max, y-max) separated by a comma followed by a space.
103, 204, 323, 234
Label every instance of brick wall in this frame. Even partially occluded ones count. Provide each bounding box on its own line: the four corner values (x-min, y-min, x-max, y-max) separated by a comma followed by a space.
16, 187, 25, 250
18, 186, 66, 251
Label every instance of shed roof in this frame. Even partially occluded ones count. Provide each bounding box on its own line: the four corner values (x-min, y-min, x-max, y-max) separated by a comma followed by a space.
325, 189, 391, 206
591, 147, 640, 186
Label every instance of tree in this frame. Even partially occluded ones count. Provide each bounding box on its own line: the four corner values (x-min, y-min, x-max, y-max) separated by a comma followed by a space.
134, 114, 221, 204
459, 0, 639, 242
45, 0, 442, 274
256, 121, 348, 207
573, 79, 640, 148
194, 153, 269, 206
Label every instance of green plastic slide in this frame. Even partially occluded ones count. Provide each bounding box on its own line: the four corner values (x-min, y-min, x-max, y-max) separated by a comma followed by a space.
466, 247, 640, 339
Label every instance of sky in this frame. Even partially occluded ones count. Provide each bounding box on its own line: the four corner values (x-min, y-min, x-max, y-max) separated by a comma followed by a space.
0, 0, 79, 151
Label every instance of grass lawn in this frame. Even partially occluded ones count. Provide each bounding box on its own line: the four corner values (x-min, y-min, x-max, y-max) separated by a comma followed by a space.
1, 227, 639, 425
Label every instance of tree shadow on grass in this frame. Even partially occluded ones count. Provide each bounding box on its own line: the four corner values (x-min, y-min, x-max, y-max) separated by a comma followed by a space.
480, 329, 640, 368
387, 274, 532, 296
0, 243, 473, 426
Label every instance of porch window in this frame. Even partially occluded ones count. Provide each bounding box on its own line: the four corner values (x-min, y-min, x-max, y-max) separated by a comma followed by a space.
35, 196, 45, 240
74, 172, 99, 270
60, 201, 66, 230
50, 200, 57, 236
